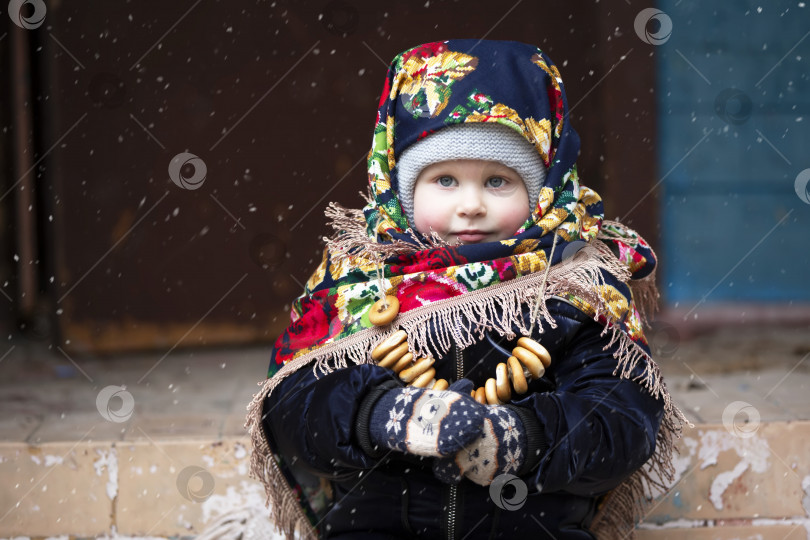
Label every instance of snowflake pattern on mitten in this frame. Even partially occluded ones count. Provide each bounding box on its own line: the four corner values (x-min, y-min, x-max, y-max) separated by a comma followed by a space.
433, 405, 527, 486
383, 386, 419, 451
369, 385, 486, 458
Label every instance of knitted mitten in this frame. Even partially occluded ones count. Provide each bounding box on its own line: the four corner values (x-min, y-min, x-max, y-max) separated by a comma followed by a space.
433, 405, 527, 486
367, 380, 486, 458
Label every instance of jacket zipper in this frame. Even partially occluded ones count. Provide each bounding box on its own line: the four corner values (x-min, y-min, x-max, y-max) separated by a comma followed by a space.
447, 486, 457, 540
446, 344, 464, 540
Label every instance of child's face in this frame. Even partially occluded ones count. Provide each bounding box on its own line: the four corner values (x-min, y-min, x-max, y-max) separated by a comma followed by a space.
411, 159, 531, 244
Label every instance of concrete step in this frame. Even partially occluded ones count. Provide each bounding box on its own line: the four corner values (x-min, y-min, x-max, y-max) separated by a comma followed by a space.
1, 422, 809, 538
0, 437, 259, 539
1, 327, 809, 539
638, 421, 810, 539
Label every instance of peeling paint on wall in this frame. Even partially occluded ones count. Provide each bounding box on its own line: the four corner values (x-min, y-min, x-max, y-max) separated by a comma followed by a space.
697, 430, 770, 511
43, 456, 64, 467
93, 447, 119, 501
200, 480, 267, 525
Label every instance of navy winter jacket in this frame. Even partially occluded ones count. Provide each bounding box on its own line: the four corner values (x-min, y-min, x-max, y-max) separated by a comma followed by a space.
262, 298, 665, 539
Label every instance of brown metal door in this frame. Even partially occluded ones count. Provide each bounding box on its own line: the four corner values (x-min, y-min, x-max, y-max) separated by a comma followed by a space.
1, 1, 657, 355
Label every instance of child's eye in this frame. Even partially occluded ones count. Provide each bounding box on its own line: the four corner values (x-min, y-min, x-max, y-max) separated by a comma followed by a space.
486, 176, 506, 188
437, 176, 456, 187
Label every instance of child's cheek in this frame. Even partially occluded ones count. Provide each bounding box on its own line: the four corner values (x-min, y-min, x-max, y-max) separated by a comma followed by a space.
415, 208, 447, 235
413, 194, 452, 236
496, 206, 531, 239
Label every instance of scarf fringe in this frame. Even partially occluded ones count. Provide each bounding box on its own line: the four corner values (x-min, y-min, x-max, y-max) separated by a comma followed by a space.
598, 219, 661, 324
323, 201, 455, 263
589, 412, 683, 539
246, 379, 319, 540
598, 219, 645, 248
311, 240, 626, 375
629, 271, 660, 325
247, 239, 686, 540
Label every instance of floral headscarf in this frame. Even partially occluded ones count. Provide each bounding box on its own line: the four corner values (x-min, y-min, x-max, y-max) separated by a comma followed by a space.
268, 39, 657, 374
249, 40, 684, 540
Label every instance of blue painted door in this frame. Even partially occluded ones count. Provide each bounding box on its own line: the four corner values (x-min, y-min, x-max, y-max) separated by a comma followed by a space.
654, 0, 810, 307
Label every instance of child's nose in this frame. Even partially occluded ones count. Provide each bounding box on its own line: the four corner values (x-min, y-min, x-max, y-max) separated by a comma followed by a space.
457, 187, 486, 217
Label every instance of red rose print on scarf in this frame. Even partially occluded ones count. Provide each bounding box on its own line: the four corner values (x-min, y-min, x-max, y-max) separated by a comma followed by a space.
272, 290, 341, 364
491, 257, 518, 282
396, 273, 469, 312
402, 41, 448, 64
389, 246, 468, 275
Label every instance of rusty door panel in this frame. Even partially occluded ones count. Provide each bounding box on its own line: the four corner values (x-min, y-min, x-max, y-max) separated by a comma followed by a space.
18, 0, 657, 354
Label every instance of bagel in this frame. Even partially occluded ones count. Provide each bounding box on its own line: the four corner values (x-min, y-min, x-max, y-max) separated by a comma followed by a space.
371, 329, 408, 360
517, 337, 551, 367
507, 356, 528, 394
495, 363, 511, 402
512, 346, 545, 379
398, 357, 435, 383
377, 342, 410, 369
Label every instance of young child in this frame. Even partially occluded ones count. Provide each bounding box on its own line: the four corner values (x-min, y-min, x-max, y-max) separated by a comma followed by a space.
247, 39, 684, 539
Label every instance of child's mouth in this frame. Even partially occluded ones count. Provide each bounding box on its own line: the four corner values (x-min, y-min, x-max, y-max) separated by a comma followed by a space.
455, 231, 489, 243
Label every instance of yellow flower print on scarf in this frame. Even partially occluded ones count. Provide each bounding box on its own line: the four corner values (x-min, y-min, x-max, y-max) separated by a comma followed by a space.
464, 102, 524, 132
393, 51, 478, 118
306, 250, 329, 291
537, 207, 570, 235
524, 117, 552, 166
512, 251, 548, 274
530, 53, 564, 132
598, 284, 631, 321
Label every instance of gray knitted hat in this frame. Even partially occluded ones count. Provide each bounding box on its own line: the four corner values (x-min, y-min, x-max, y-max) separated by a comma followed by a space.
395, 123, 546, 228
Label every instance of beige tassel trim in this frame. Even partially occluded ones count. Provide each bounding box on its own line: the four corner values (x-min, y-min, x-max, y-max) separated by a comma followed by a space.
323, 201, 449, 263
629, 271, 660, 325
598, 219, 661, 324
590, 410, 683, 539
246, 412, 318, 540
